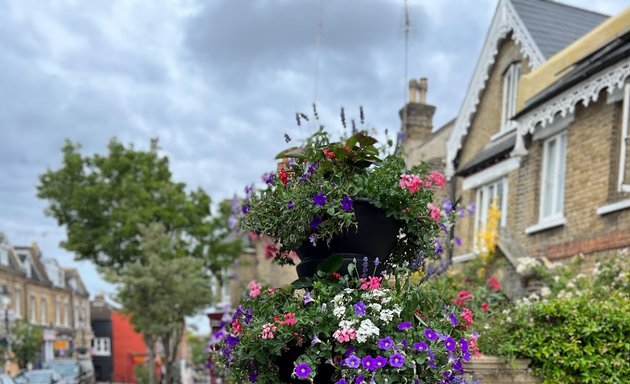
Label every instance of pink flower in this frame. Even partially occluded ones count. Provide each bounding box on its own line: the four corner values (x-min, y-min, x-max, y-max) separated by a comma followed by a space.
427, 203, 442, 222
399, 174, 422, 194
360, 276, 382, 291
428, 170, 446, 189
280, 313, 296, 326
461, 308, 474, 328
481, 303, 489, 312
333, 327, 357, 343
231, 320, 242, 335
261, 323, 277, 339
247, 280, 262, 297
264, 244, 279, 259
453, 290, 474, 306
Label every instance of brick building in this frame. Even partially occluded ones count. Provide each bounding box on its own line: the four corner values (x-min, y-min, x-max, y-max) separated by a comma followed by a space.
442, 0, 630, 265
0, 232, 92, 364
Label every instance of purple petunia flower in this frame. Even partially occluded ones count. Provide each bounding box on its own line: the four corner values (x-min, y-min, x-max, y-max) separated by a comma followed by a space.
361, 355, 376, 371
335, 380, 347, 384
459, 338, 469, 354
457, 207, 466, 217
378, 336, 394, 350
453, 358, 464, 373
244, 307, 253, 324
294, 362, 311, 379
310, 216, 322, 230
355, 375, 364, 384
311, 334, 321, 346
226, 334, 239, 347
454, 236, 462, 247
345, 354, 361, 369
354, 301, 366, 317
341, 196, 353, 212
374, 355, 387, 369
424, 328, 438, 341
304, 292, 314, 304
244, 184, 254, 200
468, 203, 475, 214
413, 341, 428, 351
401, 338, 408, 349
262, 172, 275, 184
309, 234, 317, 246
249, 370, 257, 382
448, 313, 459, 326
313, 193, 327, 206
389, 353, 406, 368
443, 199, 453, 214
241, 204, 250, 214
287, 200, 295, 209
444, 336, 456, 351
397, 322, 412, 331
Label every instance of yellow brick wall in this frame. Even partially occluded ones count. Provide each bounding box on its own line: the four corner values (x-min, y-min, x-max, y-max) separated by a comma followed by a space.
454, 36, 530, 256
513, 93, 630, 259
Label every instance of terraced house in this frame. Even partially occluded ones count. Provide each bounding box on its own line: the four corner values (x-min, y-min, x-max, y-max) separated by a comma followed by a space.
442, 0, 630, 266
0, 232, 92, 362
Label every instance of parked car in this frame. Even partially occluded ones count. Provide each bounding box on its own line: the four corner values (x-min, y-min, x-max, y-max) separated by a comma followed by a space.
0, 374, 15, 384
42, 360, 94, 384
13, 369, 65, 384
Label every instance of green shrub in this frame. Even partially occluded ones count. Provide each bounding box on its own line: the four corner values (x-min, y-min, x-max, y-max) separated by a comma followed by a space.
480, 253, 630, 383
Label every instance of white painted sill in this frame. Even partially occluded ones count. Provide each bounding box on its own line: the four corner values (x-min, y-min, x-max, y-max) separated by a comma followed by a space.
490, 125, 517, 142
452, 253, 476, 263
525, 216, 566, 235
596, 199, 630, 215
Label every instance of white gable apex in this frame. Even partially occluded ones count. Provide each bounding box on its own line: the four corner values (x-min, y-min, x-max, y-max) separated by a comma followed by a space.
445, 0, 545, 178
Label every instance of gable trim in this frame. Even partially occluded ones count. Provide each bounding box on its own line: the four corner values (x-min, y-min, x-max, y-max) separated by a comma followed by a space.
446, 0, 545, 178
512, 57, 630, 155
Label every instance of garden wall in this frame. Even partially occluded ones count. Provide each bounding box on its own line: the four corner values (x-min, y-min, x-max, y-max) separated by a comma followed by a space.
464, 356, 541, 384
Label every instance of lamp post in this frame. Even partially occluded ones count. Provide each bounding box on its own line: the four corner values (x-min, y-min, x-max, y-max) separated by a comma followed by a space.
0, 286, 11, 356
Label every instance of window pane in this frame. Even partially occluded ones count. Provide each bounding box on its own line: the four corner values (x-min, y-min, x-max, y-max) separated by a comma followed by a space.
555, 133, 567, 215
542, 139, 556, 217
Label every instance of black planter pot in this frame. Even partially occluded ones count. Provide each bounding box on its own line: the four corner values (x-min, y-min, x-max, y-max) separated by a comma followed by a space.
277, 344, 335, 384
295, 199, 400, 278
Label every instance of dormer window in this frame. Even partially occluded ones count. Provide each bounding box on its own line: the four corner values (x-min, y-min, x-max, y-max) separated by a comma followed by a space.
501, 62, 521, 130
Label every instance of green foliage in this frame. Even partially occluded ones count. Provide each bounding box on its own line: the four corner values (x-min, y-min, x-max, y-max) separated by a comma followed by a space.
37, 138, 231, 272
209, 266, 475, 383
239, 122, 442, 268
479, 253, 630, 383
9, 320, 43, 369
134, 363, 149, 384
114, 222, 213, 338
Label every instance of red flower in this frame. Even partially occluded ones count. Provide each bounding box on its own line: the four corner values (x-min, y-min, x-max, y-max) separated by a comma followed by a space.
481, 303, 489, 312
332, 272, 341, 279
278, 169, 289, 186
231, 320, 242, 335
486, 276, 501, 292
453, 290, 474, 306
323, 149, 336, 159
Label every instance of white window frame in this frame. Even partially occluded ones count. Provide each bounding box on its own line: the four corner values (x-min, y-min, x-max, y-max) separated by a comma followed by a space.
40, 298, 47, 325
473, 177, 508, 252
501, 62, 521, 130
92, 337, 111, 357
29, 296, 36, 324
618, 83, 630, 193
13, 288, 21, 319
55, 300, 61, 326
539, 131, 567, 222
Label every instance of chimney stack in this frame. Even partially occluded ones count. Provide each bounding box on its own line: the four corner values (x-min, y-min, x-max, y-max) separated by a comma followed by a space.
399, 77, 436, 157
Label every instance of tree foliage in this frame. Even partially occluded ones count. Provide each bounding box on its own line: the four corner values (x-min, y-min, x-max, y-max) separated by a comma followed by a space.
37, 139, 223, 272
113, 223, 214, 384
9, 320, 43, 369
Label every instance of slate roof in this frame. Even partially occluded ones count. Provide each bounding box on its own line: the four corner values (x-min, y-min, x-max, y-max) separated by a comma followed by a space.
457, 133, 517, 177
512, 0, 608, 58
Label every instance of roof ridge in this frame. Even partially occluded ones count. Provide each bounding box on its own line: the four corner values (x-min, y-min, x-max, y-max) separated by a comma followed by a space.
533, 0, 610, 18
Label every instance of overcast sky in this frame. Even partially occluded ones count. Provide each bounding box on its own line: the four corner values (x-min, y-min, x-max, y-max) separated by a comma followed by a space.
1, 0, 628, 325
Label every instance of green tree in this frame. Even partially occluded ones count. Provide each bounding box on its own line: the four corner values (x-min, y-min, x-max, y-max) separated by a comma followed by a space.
37, 139, 215, 272
9, 320, 43, 369
113, 223, 213, 384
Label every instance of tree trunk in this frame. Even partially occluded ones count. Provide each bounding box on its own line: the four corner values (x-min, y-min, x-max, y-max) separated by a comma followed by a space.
162, 322, 184, 384
145, 335, 156, 384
